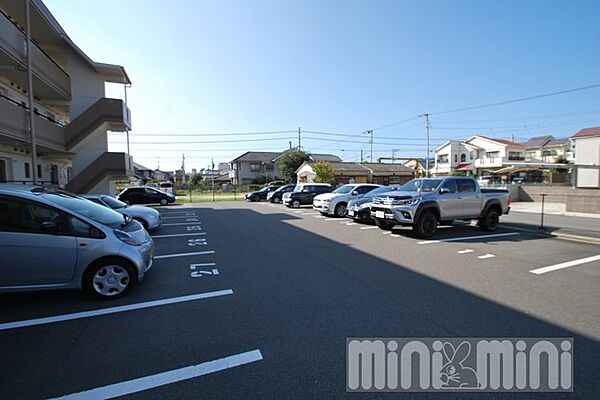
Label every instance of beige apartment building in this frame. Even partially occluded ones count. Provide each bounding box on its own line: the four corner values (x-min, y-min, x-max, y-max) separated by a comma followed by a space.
0, 0, 132, 195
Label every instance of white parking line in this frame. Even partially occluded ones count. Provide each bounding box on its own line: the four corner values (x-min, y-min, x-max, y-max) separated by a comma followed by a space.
0, 289, 233, 331
154, 251, 215, 259
161, 213, 197, 217
360, 226, 379, 230
417, 232, 520, 245
457, 249, 474, 254
162, 222, 201, 227
390, 233, 401, 237
346, 222, 357, 226
152, 233, 206, 239
478, 254, 496, 259
324, 218, 338, 221
161, 216, 198, 220
382, 231, 391, 235
314, 215, 325, 219
529, 254, 600, 275
50, 349, 263, 400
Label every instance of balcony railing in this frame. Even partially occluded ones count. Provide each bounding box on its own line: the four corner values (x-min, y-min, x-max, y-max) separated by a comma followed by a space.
0, 10, 71, 99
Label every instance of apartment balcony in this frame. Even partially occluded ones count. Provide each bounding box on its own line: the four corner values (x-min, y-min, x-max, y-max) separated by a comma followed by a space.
65, 98, 131, 150
474, 157, 503, 168
0, 94, 66, 151
0, 10, 71, 100
66, 152, 133, 194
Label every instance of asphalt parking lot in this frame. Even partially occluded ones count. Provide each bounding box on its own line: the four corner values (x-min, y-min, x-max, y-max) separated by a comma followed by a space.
1, 201, 599, 399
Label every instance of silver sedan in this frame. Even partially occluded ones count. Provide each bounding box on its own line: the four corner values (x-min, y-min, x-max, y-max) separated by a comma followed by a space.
83, 194, 161, 231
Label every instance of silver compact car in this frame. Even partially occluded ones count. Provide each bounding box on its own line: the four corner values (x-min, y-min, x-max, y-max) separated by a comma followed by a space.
83, 194, 161, 231
0, 185, 154, 299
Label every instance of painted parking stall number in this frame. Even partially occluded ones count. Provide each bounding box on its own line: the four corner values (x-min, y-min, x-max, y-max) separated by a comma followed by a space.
190, 263, 219, 278
187, 226, 202, 231
186, 218, 199, 222
188, 238, 208, 247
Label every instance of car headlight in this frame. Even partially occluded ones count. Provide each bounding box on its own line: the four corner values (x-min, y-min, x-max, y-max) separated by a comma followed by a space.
358, 202, 372, 209
397, 198, 421, 206
114, 229, 142, 246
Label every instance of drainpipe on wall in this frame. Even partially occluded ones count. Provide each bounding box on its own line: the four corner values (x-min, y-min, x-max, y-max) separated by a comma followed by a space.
25, 0, 37, 184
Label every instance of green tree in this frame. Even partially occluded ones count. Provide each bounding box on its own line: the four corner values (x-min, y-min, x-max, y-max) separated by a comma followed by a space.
189, 172, 203, 186
279, 149, 310, 182
313, 161, 337, 185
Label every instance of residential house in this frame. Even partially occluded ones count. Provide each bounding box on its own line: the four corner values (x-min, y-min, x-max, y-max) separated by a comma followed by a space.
0, 0, 133, 195
133, 162, 153, 183
523, 135, 572, 163
154, 169, 173, 182
571, 127, 600, 188
402, 158, 434, 176
228, 151, 341, 184
432, 140, 480, 176
466, 136, 527, 176
295, 162, 414, 185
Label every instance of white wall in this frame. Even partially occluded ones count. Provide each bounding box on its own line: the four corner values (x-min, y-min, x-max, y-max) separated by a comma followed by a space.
67, 52, 105, 119
0, 145, 71, 186
575, 137, 600, 188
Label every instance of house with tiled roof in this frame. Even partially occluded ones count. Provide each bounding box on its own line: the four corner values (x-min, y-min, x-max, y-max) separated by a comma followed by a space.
295, 161, 414, 185
432, 140, 480, 176
571, 127, 600, 188
523, 135, 572, 163
465, 135, 527, 175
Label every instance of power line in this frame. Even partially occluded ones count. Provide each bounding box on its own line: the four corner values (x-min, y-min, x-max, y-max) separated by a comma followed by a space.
429, 83, 600, 116
108, 130, 295, 137
110, 136, 295, 144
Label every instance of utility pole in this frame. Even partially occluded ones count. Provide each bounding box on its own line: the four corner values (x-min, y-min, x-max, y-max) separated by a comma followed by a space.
25, 0, 37, 184
420, 113, 431, 177
510, 134, 515, 143
297, 127, 302, 150
365, 130, 373, 162
211, 157, 215, 202
392, 148, 400, 164
289, 141, 292, 150
124, 84, 130, 156
181, 153, 186, 184
360, 150, 363, 163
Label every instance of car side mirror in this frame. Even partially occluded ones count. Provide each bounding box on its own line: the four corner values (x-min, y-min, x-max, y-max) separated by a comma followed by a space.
439, 187, 450, 194
352, 190, 359, 196
41, 221, 59, 234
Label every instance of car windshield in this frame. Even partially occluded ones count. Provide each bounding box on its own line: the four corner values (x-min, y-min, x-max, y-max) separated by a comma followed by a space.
293, 185, 303, 192
102, 196, 128, 209
333, 185, 356, 194
402, 179, 444, 192
366, 185, 401, 197
40, 192, 126, 228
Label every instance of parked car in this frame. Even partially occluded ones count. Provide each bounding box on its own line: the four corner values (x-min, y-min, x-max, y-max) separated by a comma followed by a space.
244, 185, 281, 202
118, 186, 176, 205
0, 184, 154, 299
83, 194, 161, 231
267, 184, 295, 203
346, 185, 402, 222
283, 183, 332, 208
313, 184, 381, 217
159, 181, 174, 194
370, 177, 511, 238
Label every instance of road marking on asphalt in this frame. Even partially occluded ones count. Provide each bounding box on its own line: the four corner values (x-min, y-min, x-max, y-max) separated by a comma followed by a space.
191, 267, 220, 278
346, 222, 357, 225
382, 231, 391, 235
314, 215, 325, 219
529, 254, 600, 275
152, 233, 206, 239
154, 251, 215, 259
360, 226, 379, 230
390, 234, 401, 237
324, 218, 338, 221
293, 210, 303, 213
161, 216, 198, 220
188, 238, 208, 247
187, 226, 202, 231
49, 349, 263, 400
161, 213, 197, 217
162, 222, 201, 227
457, 249, 474, 254
478, 254, 496, 259
0, 289, 233, 331
417, 232, 520, 245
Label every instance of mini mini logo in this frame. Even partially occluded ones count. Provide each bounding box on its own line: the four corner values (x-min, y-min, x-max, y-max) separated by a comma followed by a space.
347, 338, 573, 392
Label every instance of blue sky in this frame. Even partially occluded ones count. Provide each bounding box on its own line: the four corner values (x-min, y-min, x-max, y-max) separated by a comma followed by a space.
45, 0, 600, 172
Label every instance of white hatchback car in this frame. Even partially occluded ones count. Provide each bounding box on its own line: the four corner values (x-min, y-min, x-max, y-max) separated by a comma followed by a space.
313, 184, 381, 217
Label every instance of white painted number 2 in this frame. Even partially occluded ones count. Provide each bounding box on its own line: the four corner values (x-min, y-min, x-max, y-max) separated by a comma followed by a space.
186, 226, 202, 231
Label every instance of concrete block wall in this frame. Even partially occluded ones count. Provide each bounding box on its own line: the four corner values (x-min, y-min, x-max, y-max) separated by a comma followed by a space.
517, 185, 572, 203
566, 190, 600, 213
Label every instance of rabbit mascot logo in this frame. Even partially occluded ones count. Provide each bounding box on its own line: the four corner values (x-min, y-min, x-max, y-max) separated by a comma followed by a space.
440, 341, 481, 389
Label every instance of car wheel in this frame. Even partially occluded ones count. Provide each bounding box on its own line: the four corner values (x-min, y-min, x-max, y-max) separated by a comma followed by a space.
83, 259, 136, 299
160, 198, 168, 206
334, 203, 347, 217
134, 218, 149, 230
479, 208, 499, 232
413, 210, 438, 239
273, 197, 281, 204
292, 200, 300, 208
375, 218, 396, 231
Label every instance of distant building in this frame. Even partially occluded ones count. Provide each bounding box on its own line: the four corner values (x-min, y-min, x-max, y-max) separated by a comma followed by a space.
133, 162, 153, 182
295, 162, 414, 185
154, 169, 173, 182
571, 127, 600, 188
522, 135, 572, 163
229, 151, 341, 184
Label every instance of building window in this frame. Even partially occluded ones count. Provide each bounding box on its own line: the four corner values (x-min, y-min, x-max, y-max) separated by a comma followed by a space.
508, 151, 525, 161
470, 152, 474, 160
265, 163, 274, 171
437, 155, 448, 163
37, 164, 42, 179
460, 154, 466, 162
250, 163, 261, 172
486, 151, 500, 158
24, 162, 30, 178
454, 154, 458, 163
389, 176, 401, 184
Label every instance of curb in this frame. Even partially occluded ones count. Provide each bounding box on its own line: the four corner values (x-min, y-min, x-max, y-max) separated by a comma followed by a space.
503, 224, 600, 246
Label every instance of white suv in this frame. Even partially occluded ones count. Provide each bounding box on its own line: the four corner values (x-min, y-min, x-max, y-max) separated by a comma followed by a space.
313, 184, 381, 217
